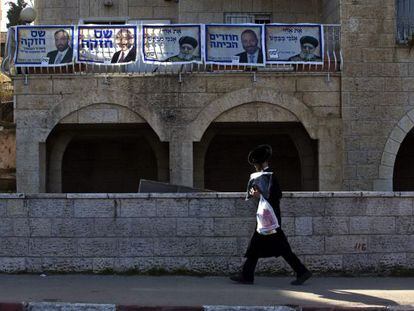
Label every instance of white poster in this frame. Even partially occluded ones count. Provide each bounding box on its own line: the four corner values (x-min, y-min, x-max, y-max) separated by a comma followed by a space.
142, 25, 202, 64
265, 24, 324, 64
205, 24, 265, 66
77, 26, 137, 64
15, 25, 75, 67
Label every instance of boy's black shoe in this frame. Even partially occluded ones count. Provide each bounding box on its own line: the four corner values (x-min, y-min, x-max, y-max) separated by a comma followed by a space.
229, 275, 254, 285
290, 270, 312, 285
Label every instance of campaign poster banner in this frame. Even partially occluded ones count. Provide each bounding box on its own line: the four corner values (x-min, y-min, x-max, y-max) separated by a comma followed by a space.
142, 25, 202, 64
205, 24, 265, 66
15, 26, 75, 66
265, 24, 324, 64
77, 25, 137, 64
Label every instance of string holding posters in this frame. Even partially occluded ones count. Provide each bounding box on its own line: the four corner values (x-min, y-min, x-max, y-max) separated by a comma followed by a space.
15, 26, 75, 66
77, 25, 137, 64
265, 24, 324, 64
205, 24, 265, 66
142, 25, 202, 64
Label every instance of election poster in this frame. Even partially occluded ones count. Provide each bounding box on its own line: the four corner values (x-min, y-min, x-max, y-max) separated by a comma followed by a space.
142, 25, 202, 64
15, 25, 75, 66
77, 25, 137, 64
265, 24, 324, 64
205, 24, 265, 66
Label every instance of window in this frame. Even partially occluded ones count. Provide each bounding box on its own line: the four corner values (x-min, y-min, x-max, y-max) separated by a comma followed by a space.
224, 13, 271, 24
396, 0, 414, 43
80, 18, 127, 25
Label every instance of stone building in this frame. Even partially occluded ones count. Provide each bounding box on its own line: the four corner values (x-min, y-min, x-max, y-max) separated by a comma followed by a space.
3, 0, 414, 194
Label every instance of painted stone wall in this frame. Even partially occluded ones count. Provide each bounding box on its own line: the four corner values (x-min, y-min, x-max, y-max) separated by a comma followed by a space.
0, 193, 413, 274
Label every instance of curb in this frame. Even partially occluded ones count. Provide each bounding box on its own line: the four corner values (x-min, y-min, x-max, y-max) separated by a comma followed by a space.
1, 303, 413, 311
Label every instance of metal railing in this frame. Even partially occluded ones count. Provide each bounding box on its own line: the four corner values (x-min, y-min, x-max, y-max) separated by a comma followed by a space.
1, 24, 341, 77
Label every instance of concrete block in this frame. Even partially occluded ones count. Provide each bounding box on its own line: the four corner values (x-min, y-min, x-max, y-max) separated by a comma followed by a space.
0, 219, 14, 236
92, 258, 115, 273
234, 198, 257, 217
369, 235, 413, 252
155, 238, 201, 256
13, 218, 30, 237
29, 238, 76, 257
118, 238, 155, 256
396, 216, 414, 234
325, 197, 367, 216
366, 198, 413, 216
28, 302, 115, 311
189, 198, 236, 217
281, 198, 325, 217
0, 258, 26, 273
289, 236, 324, 255
128, 218, 176, 237
119, 199, 156, 217
342, 254, 374, 272
0, 238, 28, 256
6, 199, 27, 217
201, 238, 238, 255
295, 217, 313, 235
325, 235, 368, 254
28, 199, 73, 217
78, 238, 118, 257
188, 257, 233, 274
213, 218, 255, 237
176, 218, 215, 236
94, 219, 131, 237
156, 198, 189, 217
303, 254, 343, 272
313, 217, 349, 235
29, 218, 52, 237
40, 257, 93, 273
350, 216, 396, 234
51, 218, 95, 237
74, 199, 115, 218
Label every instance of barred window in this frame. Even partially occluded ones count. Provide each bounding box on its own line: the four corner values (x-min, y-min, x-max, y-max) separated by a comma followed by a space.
224, 13, 271, 24
396, 0, 414, 43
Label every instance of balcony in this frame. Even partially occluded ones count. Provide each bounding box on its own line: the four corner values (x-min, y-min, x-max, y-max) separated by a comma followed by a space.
2, 24, 341, 77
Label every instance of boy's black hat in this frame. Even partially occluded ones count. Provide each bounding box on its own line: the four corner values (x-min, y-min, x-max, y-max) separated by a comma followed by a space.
248, 144, 272, 164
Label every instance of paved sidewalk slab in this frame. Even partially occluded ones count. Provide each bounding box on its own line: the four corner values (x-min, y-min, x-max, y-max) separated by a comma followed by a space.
0, 275, 413, 310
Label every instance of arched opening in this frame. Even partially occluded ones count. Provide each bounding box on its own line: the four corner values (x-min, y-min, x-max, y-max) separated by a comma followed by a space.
195, 123, 318, 192
393, 128, 414, 191
47, 124, 168, 193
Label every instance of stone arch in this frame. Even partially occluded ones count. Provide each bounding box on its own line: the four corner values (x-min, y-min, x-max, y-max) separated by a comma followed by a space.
43, 101, 166, 142
374, 110, 414, 191
189, 87, 320, 142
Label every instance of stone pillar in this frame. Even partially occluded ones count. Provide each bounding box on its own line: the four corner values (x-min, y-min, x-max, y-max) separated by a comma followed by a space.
16, 128, 47, 193
169, 129, 193, 187
317, 119, 343, 191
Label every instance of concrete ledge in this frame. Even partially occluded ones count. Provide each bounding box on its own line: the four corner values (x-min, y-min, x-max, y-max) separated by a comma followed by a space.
2, 192, 414, 199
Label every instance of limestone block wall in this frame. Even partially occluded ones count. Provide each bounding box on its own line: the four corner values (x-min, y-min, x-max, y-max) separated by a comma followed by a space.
178, 0, 322, 24
34, 0, 179, 24
341, 0, 414, 190
34, 0, 327, 25
0, 193, 413, 274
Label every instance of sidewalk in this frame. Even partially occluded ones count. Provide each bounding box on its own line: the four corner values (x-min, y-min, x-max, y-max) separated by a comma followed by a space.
0, 275, 413, 310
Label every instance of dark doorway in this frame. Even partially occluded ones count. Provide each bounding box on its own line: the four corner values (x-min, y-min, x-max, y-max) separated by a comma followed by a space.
393, 129, 414, 191
198, 123, 318, 192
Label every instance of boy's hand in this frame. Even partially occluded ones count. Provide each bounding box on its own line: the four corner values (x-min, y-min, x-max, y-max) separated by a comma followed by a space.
249, 187, 261, 198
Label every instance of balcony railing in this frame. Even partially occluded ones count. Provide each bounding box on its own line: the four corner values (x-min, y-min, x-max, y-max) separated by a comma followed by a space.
1, 24, 341, 77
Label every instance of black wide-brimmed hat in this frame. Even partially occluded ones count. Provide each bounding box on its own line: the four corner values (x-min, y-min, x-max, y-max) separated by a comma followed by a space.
300, 35, 319, 47
179, 36, 198, 48
248, 144, 272, 164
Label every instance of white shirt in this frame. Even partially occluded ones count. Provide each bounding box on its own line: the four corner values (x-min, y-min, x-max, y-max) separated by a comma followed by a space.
116, 47, 132, 63
54, 48, 69, 64
247, 50, 259, 63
